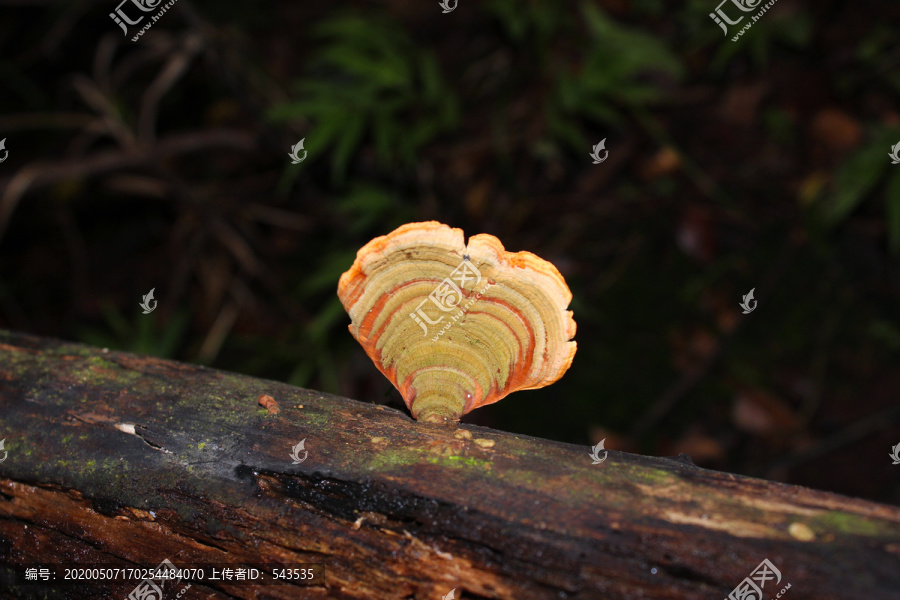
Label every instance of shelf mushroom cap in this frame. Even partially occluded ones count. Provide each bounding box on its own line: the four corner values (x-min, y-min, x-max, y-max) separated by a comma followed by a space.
337, 221, 577, 424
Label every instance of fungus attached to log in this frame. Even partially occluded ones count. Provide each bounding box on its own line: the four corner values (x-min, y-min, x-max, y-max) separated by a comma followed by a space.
337, 221, 576, 424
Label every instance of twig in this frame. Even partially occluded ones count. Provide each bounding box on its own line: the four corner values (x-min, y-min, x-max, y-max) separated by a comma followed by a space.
138, 34, 205, 142
766, 404, 900, 478
245, 204, 312, 232
0, 113, 93, 132
0, 129, 257, 244
196, 279, 251, 364
71, 75, 137, 150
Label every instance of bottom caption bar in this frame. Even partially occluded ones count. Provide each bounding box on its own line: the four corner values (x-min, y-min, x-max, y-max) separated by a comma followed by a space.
18, 558, 321, 587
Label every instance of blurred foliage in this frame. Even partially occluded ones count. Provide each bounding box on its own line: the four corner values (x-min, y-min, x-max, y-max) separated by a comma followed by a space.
819, 127, 900, 255
710, 6, 813, 70
549, 3, 684, 149
78, 306, 190, 359
332, 184, 416, 237
487, 0, 564, 51
838, 23, 900, 95
268, 14, 459, 183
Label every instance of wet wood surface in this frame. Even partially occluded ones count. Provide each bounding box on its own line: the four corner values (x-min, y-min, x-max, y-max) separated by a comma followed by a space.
0, 329, 898, 599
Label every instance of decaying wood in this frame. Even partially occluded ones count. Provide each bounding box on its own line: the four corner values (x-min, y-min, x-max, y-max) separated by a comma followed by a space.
0, 329, 898, 599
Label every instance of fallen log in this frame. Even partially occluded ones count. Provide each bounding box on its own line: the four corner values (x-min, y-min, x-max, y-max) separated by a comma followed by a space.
0, 329, 898, 599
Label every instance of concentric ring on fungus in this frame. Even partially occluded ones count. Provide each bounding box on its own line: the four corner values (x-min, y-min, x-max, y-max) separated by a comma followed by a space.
338, 221, 576, 424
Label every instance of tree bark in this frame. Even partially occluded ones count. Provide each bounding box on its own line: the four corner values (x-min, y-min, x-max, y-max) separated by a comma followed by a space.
0, 329, 898, 599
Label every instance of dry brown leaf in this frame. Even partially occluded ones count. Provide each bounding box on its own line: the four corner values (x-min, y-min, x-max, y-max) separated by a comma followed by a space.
588, 427, 632, 453
718, 82, 768, 125
809, 108, 861, 151
640, 146, 681, 181
463, 179, 493, 219
732, 389, 803, 435
668, 428, 726, 464
670, 327, 719, 373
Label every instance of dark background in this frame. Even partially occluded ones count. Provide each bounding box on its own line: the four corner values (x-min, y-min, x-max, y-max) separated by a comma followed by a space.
1, 0, 899, 506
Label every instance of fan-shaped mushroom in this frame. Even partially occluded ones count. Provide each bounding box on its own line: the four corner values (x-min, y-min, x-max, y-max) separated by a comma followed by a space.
338, 221, 576, 424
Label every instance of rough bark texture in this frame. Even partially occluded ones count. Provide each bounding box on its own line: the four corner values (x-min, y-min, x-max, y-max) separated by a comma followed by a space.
0, 329, 898, 600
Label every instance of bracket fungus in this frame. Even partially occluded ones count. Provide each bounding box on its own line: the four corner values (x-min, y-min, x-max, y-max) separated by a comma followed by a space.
337, 221, 576, 424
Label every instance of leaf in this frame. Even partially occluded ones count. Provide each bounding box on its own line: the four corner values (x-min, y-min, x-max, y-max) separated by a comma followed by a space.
157, 311, 189, 358
581, 101, 624, 126
311, 15, 395, 48
545, 2, 682, 148
336, 184, 405, 233
772, 10, 812, 47
288, 360, 314, 388
269, 11, 459, 179
102, 303, 131, 338
731, 389, 802, 435
580, 3, 683, 82
418, 53, 444, 101
886, 168, 900, 256
372, 107, 395, 165
297, 250, 361, 297
304, 111, 346, 154
868, 318, 900, 350
317, 46, 409, 88
330, 111, 367, 181
545, 105, 588, 152
308, 298, 347, 343
316, 350, 340, 393
823, 141, 887, 226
